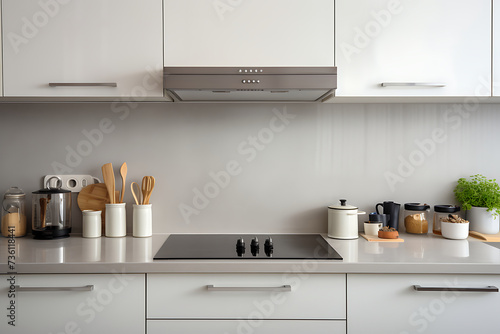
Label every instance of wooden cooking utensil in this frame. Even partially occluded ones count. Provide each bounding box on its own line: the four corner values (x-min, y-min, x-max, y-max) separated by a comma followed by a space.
141, 176, 155, 204
147, 176, 155, 204
119, 162, 127, 203
131, 182, 141, 205
141, 176, 148, 205
101, 163, 115, 204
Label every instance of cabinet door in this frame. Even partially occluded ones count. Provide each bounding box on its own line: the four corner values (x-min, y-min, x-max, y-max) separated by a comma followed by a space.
347, 274, 500, 334
0, 274, 145, 333
3, 0, 163, 97
148, 320, 346, 334
494, 0, 500, 96
0, 4, 3, 97
336, 0, 491, 97
164, 0, 334, 66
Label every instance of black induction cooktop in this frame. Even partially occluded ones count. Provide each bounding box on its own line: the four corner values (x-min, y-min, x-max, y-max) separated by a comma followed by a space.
153, 234, 342, 260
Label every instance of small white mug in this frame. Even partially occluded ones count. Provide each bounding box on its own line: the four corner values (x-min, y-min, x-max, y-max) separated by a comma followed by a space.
82, 210, 102, 238
133, 204, 152, 237
105, 203, 126, 237
364, 222, 382, 235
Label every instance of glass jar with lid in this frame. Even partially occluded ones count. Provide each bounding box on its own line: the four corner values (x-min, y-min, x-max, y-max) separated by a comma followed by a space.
404, 203, 430, 234
433, 205, 461, 235
1, 187, 27, 237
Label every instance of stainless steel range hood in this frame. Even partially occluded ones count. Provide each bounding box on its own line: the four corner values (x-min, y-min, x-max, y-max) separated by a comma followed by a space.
163, 67, 337, 102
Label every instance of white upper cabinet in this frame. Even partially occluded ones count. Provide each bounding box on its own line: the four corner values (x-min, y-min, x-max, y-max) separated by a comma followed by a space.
2, 0, 163, 97
493, 0, 500, 96
336, 0, 491, 97
0, 4, 3, 97
164, 0, 334, 66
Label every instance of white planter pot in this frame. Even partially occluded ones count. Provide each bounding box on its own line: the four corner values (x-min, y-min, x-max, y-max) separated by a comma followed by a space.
467, 206, 500, 234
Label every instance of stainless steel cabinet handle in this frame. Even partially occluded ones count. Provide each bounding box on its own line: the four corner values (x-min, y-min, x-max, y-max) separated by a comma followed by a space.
413, 285, 498, 292
14, 285, 94, 292
207, 284, 292, 292
49, 83, 117, 87
380, 82, 446, 87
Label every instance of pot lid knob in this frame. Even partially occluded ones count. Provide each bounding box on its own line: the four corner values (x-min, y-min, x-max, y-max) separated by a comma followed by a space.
340, 199, 347, 206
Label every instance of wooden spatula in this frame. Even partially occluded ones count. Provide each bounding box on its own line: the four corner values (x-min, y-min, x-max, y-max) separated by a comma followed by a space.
101, 163, 115, 204
119, 162, 127, 203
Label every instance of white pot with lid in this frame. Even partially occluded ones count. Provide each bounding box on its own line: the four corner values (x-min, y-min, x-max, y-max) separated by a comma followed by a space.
328, 199, 366, 239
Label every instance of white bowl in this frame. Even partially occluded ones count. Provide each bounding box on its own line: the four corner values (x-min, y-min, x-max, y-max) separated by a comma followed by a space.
441, 221, 469, 240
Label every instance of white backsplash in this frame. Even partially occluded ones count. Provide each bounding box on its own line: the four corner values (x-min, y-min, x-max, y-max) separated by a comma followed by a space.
1, 102, 499, 234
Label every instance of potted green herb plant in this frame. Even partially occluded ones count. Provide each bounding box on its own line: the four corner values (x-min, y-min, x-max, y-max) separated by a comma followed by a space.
454, 174, 500, 234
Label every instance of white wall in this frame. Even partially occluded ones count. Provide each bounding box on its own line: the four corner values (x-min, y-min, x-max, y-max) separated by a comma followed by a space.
0, 102, 498, 234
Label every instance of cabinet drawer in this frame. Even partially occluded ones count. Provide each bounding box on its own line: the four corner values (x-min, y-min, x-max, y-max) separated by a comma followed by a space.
0, 274, 145, 333
147, 273, 345, 319
148, 320, 345, 334
347, 274, 500, 333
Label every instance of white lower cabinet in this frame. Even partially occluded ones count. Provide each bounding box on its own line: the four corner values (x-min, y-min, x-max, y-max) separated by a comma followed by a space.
148, 320, 345, 334
347, 274, 500, 334
147, 273, 346, 333
0, 274, 145, 333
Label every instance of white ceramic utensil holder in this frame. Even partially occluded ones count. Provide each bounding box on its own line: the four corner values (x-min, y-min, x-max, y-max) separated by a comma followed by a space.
105, 203, 126, 237
82, 210, 102, 238
133, 204, 152, 237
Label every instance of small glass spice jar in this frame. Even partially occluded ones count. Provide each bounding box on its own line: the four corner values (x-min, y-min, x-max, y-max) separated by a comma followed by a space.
404, 203, 430, 234
433, 205, 461, 235
1, 187, 27, 237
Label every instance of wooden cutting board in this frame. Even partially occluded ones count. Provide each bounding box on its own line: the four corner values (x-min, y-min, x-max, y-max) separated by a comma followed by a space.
360, 233, 405, 242
469, 231, 500, 242
77, 183, 119, 234
77, 183, 110, 212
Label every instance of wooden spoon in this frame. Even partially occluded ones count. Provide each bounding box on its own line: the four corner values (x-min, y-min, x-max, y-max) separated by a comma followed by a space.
101, 163, 115, 204
119, 162, 127, 203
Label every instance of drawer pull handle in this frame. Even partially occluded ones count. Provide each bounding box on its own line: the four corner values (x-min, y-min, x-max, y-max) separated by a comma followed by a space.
49, 83, 117, 87
413, 285, 498, 292
380, 82, 446, 87
206, 284, 292, 292
14, 285, 94, 292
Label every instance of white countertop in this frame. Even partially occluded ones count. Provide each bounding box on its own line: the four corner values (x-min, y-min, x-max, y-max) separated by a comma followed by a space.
1, 233, 500, 274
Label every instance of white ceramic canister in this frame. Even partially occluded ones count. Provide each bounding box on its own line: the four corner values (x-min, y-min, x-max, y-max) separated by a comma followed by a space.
82, 210, 102, 238
105, 203, 126, 237
133, 204, 152, 237
328, 199, 366, 239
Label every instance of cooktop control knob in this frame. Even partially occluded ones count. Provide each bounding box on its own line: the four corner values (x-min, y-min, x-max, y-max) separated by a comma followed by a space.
264, 237, 273, 257
250, 237, 259, 256
236, 237, 246, 257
